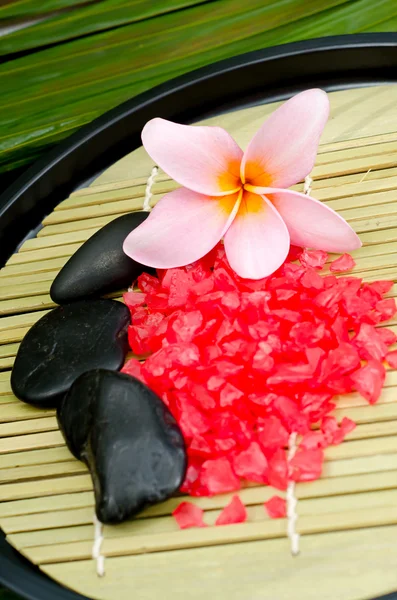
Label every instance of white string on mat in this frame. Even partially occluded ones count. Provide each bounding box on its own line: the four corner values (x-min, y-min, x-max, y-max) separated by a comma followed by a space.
92, 513, 105, 577
359, 168, 371, 183
143, 165, 159, 212
304, 175, 312, 195
286, 432, 300, 556
127, 165, 159, 292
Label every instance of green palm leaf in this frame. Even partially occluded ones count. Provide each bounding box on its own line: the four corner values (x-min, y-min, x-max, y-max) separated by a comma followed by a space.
0, 0, 209, 55
0, 0, 90, 20
0, 0, 395, 176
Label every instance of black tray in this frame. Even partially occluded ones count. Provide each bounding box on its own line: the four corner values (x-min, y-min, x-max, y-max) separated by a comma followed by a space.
1, 33, 397, 600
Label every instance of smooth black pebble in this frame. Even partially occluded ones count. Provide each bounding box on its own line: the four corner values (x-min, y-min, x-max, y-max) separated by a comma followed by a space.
11, 299, 130, 407
50, 212, 150, 303
57, 369, 187, 524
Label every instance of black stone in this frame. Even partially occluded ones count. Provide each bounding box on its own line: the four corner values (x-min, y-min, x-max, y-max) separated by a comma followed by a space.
57, 369, 187, 524
50, 212, 150, 304
11, 299, 130, 408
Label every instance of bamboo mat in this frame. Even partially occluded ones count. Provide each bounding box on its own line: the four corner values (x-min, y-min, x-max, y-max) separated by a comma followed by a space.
1, 85, 397, 600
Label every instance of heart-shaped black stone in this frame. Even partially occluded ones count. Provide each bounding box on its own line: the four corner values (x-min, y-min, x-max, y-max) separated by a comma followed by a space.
50, 212, 150, 304
11, 299, 130, 407
57, 369, 187, 524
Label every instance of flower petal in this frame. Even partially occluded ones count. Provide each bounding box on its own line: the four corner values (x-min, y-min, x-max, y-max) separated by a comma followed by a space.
123, 188, 241, 268
224, 191, 290, 279
249, 187, 361, 252
241, 89, 329, 188
142, 118, 243, 196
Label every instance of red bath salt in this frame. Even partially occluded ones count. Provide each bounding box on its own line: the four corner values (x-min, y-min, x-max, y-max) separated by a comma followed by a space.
351, 359, 386, 404
321, 416, 356, 445
370, 280, 394, 295
386, 350, 397, 369
353, 323, 389, 361
172, 502, 206, 529
267, 448, 289, 490
121, 358, 146, 384
233, 442, 268, 484
290, 447, 324, 482
377, 328, 397, 346
299, 249, 328, 269
329, 253, 356, 272
264, 496, 286, 519
124, 242, 395, 517
200, 458, 241, 495
376, 298, 397, 322
215, 495, 247, 526
257, 416, 289, 451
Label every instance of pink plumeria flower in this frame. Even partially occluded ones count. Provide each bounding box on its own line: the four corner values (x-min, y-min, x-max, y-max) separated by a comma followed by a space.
123, 89, 361, 279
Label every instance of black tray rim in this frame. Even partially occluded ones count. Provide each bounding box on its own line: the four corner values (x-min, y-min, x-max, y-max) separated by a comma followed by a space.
1, 32, 397, 600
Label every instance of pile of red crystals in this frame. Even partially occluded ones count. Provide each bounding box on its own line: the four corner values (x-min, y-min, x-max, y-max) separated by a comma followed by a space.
122, 243, 396, 509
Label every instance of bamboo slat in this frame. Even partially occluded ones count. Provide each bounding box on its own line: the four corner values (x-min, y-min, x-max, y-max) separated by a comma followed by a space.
0, 281, 53, 302
0, 309, 50, 332
0, 415, 394, 477
333, 402, 397, 424
311, 165, 397, 190
1, 450, 396, 506
325, 435, 397, 461
6, 243, 84, 266
0, 430, 64, 454
0, 269, 57, 288
37, 213, 129, 237
0, 343, 19, 358
314, 174, 397, 201
41, 525, 397, 600
0, 404, 55, 424
8, 488, 397, 551
1, 86, 397, 600
0, 295, 55, 316
56, 180, 176, 212
1, 428, 396, 491
0, 356, 14, 370
0, 460, 87, 485
0, 445, 73, 469
0, 326, 31, 345
327, 188, 397, 212
359, 226, 397, 246
20, 505, 397, 565
0, 416, 58, 438
0, 257, 68, 277
0, 469, 394, 521
0, 474, 92, 502
42, 197, 148, 226
0, 394, 16, 405
19, 228, 101, 252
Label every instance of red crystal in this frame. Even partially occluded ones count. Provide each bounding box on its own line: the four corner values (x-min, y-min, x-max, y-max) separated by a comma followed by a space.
321, 415, 356, 445
353, 323, 388, 361
264, 496, 286, 518
378, 328, 397, 346
329, 253, 356, 272
386, 350, 397, 369
267, 448, 288, 490
233, 442, 268, 483
122, 241, 394, 518
299, 249, 328, 269
215, 495, 247, 525
173, 502, 206, 529
257, 415, 289, 451
290, 447, 323, 482
200, 458, 240, 495
375, 298, 397, 322
121, 358, 146, 383
351, 359, 386, 404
